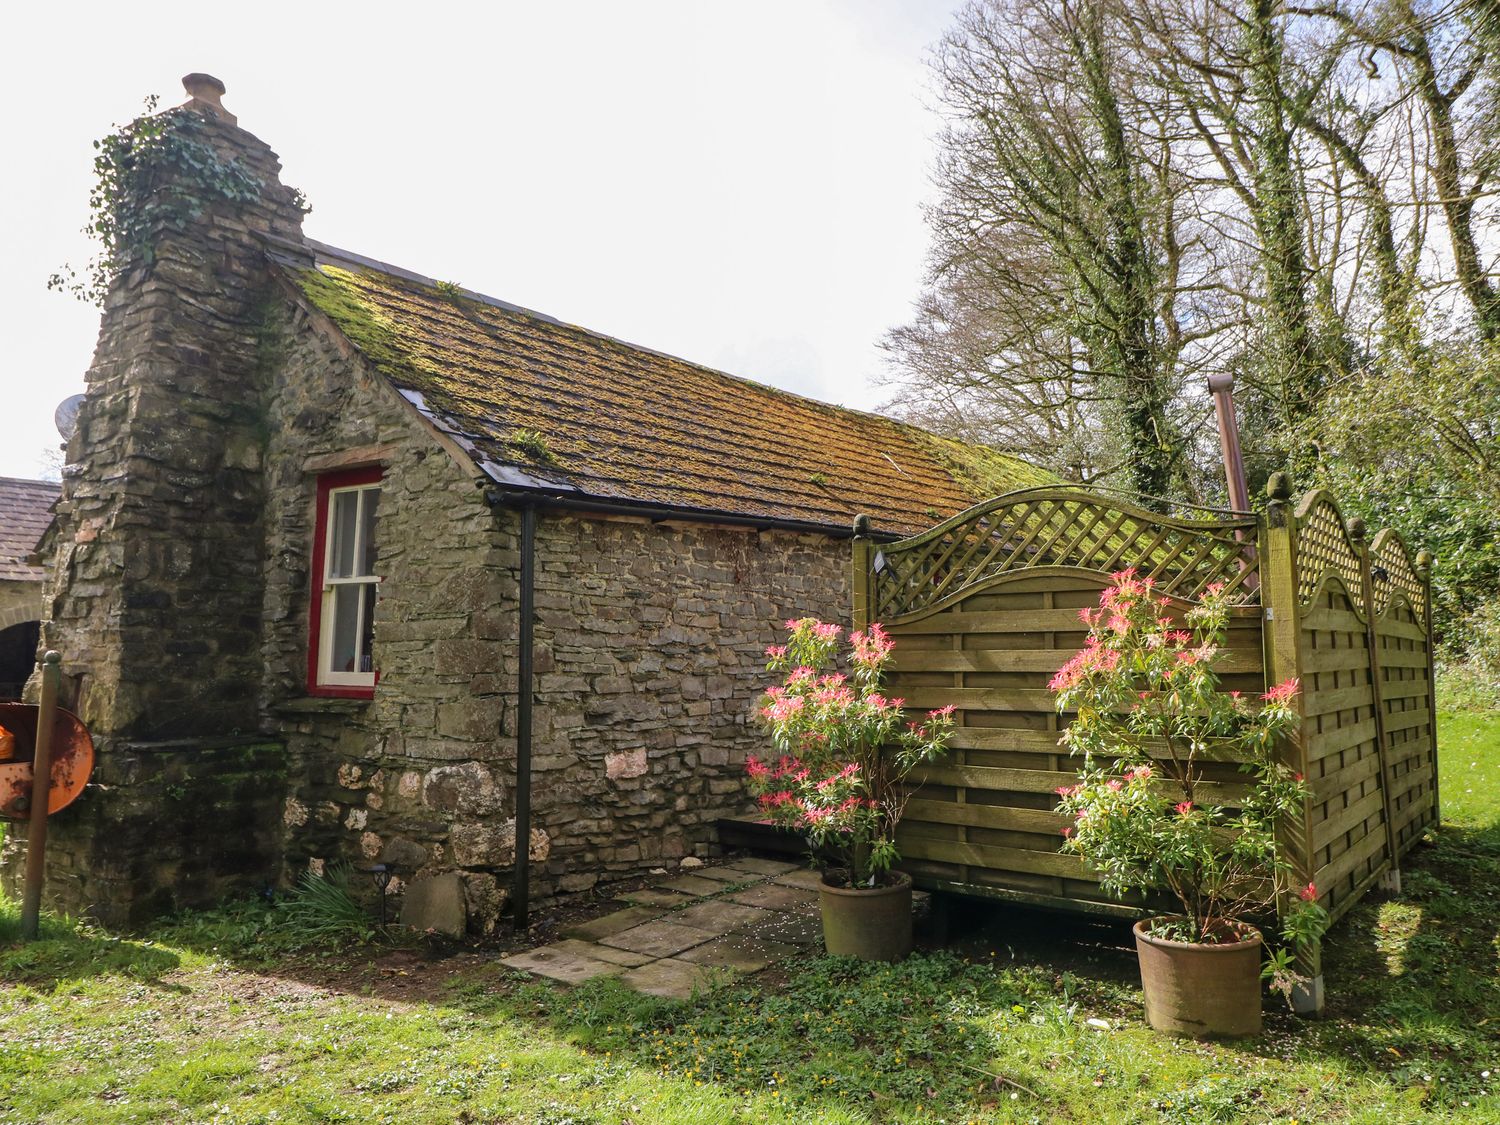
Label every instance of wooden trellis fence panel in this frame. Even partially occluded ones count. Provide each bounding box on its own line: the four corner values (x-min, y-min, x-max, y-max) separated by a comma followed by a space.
852, 484, 1438, 929
1288, 493, 1437, 926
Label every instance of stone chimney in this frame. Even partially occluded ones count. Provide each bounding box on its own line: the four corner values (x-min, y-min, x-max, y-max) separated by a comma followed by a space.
2, 76, 308, 923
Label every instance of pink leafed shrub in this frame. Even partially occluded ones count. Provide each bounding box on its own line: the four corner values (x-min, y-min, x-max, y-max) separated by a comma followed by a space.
1049, 571, 1328, 997
746, 618, 955, 887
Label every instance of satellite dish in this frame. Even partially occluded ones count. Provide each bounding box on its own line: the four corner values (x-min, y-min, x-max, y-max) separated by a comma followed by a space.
54, 394, 84, 440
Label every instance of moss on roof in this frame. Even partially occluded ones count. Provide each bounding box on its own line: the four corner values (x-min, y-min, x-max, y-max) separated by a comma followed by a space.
288, 254, 1053, 535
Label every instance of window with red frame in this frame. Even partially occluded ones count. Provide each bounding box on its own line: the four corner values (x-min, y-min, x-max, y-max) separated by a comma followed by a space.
309, 467, 382, 696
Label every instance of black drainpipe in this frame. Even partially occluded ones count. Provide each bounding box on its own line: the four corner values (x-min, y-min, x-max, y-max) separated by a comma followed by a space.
513, 500, 537, 931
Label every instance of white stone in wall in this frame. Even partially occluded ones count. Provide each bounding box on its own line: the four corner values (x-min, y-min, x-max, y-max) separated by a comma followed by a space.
604, 747, 648, 780
282, 796, 309, 828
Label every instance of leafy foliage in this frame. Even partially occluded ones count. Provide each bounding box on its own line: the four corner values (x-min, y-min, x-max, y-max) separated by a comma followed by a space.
746, 618, 955, 886
276, 861, 376, 946
1050, 572, 1327, 971
48, 98, 282, 305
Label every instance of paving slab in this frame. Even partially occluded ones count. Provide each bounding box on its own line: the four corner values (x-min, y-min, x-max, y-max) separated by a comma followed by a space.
617, 888, 698, 909
671, 899, 773, 934
619, 957, 735, 1000
733, 909, 822, 946
676, 934, 799, 973
544, 939, 654, 968
500, 944, 627, 985
560, 905, 665, 941
770, 868, 825, 890
728, 883, 821, 914
689, 865, 756, 884
658, 874, 729, 897
726, 857, 800, 877
599, 919, 719, 958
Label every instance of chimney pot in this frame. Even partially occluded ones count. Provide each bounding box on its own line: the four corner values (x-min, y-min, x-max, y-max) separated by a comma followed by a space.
181, 73, 235, 124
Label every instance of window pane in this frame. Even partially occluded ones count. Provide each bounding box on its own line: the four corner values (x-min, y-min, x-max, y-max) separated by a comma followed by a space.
359, 583, 377, 673
330, 584, 360, 674
359, 488, 381, 577
329, 491, 359, 578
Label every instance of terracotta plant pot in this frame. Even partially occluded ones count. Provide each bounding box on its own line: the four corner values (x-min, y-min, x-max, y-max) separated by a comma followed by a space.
1133, 918, 1263, 1038
818, 869, 914, 962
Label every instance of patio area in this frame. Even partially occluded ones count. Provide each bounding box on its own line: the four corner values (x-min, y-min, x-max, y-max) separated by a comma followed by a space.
500, 857, 927, 998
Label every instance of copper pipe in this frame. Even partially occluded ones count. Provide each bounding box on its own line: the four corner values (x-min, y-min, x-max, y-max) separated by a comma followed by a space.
1208, 374, 1258, 591
1208, 374, 1251, 514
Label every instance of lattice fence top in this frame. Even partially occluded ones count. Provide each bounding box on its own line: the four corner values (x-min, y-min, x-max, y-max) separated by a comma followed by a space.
870, 488, 1260, 621
1294, 491, 1365, 614
1369, 529, 1427, 625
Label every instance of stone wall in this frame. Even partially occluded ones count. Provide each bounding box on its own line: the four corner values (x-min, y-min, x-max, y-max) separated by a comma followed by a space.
519, 514, 849, 897
255, 297, 518, 929
0, 738, 287, 928
256, 301, 852, 927
0, 95, 308, 923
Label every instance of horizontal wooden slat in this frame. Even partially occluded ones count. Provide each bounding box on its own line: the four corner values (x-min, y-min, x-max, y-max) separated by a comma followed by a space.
1305, 685, 1376, 718
912, 762, 1250, 801
1385, 741, 1433, 774
948, 728, 1065, 753
1380, 688, 1433, 709
1313, 788, 1385, 852
1375, 649, 1431, 670
1301, 606, 1368, 635
892, 609, 1118, 634
1384, 708, 1432, 735
1315, 826, 1388, 894
1393, 799, 1435, 841
897, 836, 1084, 879
1300, 647, 1373, 674
1314, 752, 1380, 802
901, 687, 1061, 712
1373, 618, 1428, 643
892, 648, 1262, 675
1307, 718, 1377, 763
914, 763, 1075, 794
902, 799, 1063, 834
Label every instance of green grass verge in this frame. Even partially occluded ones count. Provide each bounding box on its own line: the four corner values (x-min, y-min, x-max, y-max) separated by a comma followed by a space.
1, 711, 1497, 1123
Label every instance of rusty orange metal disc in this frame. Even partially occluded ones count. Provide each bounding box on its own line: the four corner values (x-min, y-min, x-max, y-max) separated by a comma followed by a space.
0, 702, 94, 819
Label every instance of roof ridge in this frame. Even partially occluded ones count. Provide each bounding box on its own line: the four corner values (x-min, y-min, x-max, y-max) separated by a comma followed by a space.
299, 239, 970, 444
0, 476, 59, 489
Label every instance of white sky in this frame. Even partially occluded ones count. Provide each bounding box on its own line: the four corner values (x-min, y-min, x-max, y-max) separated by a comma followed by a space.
0, 0, 963, 481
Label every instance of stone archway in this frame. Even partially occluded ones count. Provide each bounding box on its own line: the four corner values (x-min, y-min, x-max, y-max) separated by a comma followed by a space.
0, 619, 39, 701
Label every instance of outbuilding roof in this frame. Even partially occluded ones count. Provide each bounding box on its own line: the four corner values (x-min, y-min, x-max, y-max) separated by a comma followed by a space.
0, 476, 58, 582
284, 242, 1050, 537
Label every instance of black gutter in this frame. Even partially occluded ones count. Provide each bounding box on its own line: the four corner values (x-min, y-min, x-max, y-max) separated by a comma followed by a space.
482, 486, 903, 542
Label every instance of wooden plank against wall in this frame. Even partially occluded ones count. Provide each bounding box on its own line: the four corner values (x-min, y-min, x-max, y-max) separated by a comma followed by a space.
898, 836, 1085, 879
892, 649, 1264, 675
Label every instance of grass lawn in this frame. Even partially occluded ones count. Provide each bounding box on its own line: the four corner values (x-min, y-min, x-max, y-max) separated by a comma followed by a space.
2, 712, 1498, 1124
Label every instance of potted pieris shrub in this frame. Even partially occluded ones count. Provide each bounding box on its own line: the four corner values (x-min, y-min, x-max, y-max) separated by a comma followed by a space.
745, 618, 955, 961
1050, 571, 1328, 1037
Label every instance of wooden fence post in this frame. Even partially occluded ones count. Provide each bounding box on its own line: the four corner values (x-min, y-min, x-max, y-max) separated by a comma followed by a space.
1261, 473, 1324, 1014
851, 514, 874, 631
1416, 549, 1439, 827
1351, 518, 1401, 893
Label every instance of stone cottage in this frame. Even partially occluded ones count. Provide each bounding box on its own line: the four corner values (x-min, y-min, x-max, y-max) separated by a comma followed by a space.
0, 75, 1046, 930
0, 476, 57, 699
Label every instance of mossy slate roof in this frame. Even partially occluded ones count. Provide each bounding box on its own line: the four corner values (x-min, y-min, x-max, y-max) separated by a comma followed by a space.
285, 243, 1050, 536
0, 476, 58, 582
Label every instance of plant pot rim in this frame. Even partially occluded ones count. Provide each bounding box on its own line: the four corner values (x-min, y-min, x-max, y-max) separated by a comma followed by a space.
819, 869, 912, 896
1133, 917, 1262, 952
